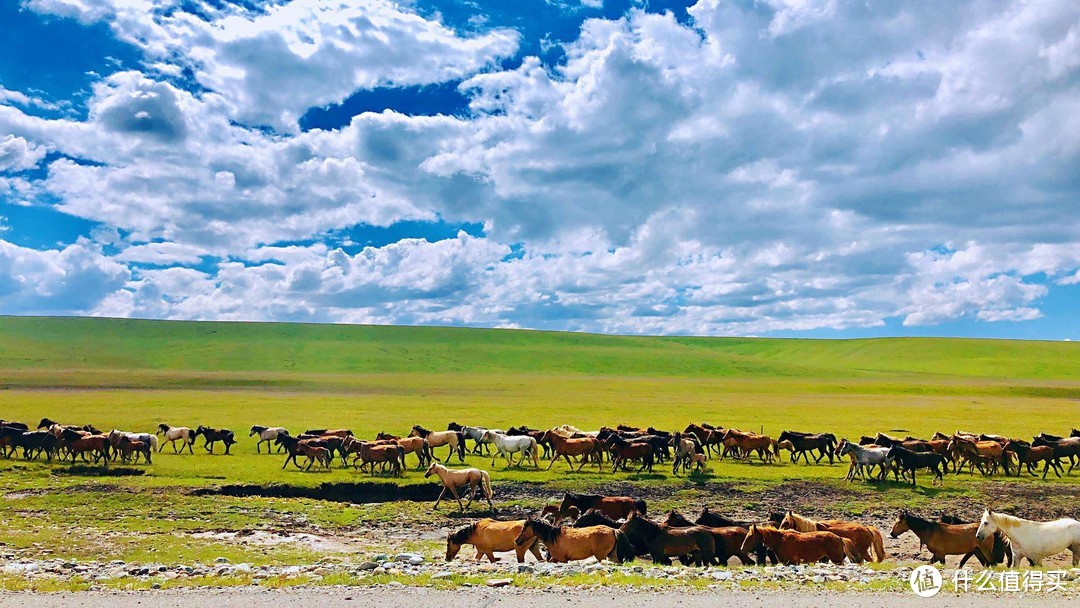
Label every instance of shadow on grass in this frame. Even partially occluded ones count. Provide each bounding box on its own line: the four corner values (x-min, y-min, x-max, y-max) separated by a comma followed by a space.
52, 465, 145, 477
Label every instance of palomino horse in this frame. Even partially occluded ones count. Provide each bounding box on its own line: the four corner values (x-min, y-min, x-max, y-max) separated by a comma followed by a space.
446, 519, 542, 563
741, 525, 857, 565
410, 425, 465, 463
620, 511, 716, 566
515, 518, 634, 563
156, 424, 195, 454
481, 431, 539, 468
976, 509, 1080, 566
720, 429, 777, 462
890, 511, 1005, 567
424, 463, 494, 513
779, 511, 884, 562
249, 426, 289, 453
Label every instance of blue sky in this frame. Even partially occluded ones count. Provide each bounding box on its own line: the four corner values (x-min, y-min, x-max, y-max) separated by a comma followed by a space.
0, 0, 1078, 339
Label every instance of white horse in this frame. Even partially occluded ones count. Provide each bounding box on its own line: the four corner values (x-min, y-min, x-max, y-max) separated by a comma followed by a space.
837, 440, 892, 481
976, 509, 1080, 566
107, 430, 158, 458
424, 463, 494, 513
249, 425, 289, 453
555, 424, 599, 438
481, 430, 539, 468
156, 423, 195, 454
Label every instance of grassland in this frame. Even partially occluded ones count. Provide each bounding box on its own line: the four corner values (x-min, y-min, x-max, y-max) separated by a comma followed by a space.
0, 316, 1078, 578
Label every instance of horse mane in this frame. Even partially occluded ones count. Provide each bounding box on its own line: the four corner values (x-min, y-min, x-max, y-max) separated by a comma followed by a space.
902, 512, 938, 533
528, 519, 563, 544
663, 510, 694, 527
448, 523, 477, 545
783, 512, 818, 532
988, 511, 1026, 530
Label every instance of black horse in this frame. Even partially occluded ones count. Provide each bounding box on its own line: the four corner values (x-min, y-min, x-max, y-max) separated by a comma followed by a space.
777, 430, 837, 464
194, 425, 236, 454
886, 444, 947, 486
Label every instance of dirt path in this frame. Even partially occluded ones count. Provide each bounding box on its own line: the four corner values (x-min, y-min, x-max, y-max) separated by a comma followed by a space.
0, 587, 1066, 608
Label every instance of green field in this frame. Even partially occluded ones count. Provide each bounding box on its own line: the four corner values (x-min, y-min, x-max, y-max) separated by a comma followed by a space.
0, 316, 1078, 581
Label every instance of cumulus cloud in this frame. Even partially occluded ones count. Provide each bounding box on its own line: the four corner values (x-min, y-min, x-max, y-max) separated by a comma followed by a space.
2, 0, 1078, 333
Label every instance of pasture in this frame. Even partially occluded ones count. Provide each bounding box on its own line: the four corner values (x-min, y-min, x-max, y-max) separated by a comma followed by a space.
0, 316, 1078, 578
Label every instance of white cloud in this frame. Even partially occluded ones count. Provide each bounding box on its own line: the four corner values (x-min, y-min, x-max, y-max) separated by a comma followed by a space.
0, 135, 47, 172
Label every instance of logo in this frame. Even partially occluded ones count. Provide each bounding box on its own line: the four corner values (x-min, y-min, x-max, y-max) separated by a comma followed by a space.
910, 565, 943, 597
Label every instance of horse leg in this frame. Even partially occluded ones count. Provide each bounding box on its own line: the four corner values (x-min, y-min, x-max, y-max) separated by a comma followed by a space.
545, 452, 558, 470
433, 487, 447, 511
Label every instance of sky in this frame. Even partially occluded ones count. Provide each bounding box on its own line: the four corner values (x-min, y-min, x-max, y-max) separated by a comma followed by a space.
0, 0, 1078, 339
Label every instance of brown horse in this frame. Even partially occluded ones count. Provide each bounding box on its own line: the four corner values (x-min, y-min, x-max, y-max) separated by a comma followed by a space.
516, 518, 635, 563
375, 432, 432, 468
720, 429, 778, 462
949, 435, 1004, 475
661, 510, 754, 564
889, 511, 1006, 567
356, 442, 404, 476
60, 429, 110, 465
779, 512, 884, 562
298, 442, 333, 471
1003, 440, 1063, 478
604, 434, 654, 473
542, 431, 603, 471
741, 525, 857, 565
446, 519, 542, 563
683, 423, 723, 456
558, 493, 646, 523
117, 436, 152, 465
620, 511, 717, 566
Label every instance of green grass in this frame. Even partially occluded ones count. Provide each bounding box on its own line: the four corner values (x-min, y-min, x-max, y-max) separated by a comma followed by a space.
0, 316, 1078, 574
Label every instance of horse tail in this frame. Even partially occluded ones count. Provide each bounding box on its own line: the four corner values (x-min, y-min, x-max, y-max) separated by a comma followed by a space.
868, 526, 886, 562
423, 439, 433, 464
613, 530, 635, 564
456, 432, 467, 461
634, 499, 647, 516
841, 538, 860, 563
478, 470, 493, 500
149, 435, 159, 452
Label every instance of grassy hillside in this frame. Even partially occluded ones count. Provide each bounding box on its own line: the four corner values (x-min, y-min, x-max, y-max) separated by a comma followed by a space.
1, 316, 1078, 381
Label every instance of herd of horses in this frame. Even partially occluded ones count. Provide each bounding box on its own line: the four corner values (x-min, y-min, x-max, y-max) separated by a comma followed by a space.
2, 417, 1079, 488
445, 492, 1080, 569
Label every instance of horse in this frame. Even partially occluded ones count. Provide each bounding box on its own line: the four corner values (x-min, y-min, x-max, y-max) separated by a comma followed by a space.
515, 518, 634, 564
375, 432, 432, 468
193, 426, 236, 454
117, 436, 152, 464
410, 425, 465, 463
107, 430, 159, 460
249, 426, 289, 453
779, 511, 884, 563
604, 434, 654, 473
620, 511, 717, 566
693, 508, 776, 564
720, 429, 777, 463
1032, 436, 1080, 473
836, 439, 892, 481
38, 418, 101, 434
573, 508, 623, 529
976, 509, 1080, 566
3, 428, 58, 461
448, 423, 504, 456
670, 432, 702, 475
777, 431, 837, 464
662, 510, 754, 565
542, 430, 603, 471
274, 434, 330, 469
59, 428, 110, 465
890, 511, 1004, 567
303, 428, 353, 438
558, 493, 646, 523
948, 435, 1004, 475
424, 463, 494, 513
507, 426, 551, 459
741, 525, 857, 565
1002, 440, 1063, 478
356, 442, 405, 476
297, 442, 333, 471
479, 431, 539, 468
155, 424, 195, 454
446, 519, 543, 563
887, 444, 948, 486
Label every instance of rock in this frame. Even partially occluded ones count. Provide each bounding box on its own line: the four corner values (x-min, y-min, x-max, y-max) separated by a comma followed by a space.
486, 578, 513, 588
357, 562, 379, 571
386, 568, 401, 576
386, 581, 404, 588
151, 583, 162, 590
214, 557, 230, 564
811, 575, 826, 583
432, 572, 454, 580
516, 564, 535, 574
583, 565, 605, 574
373, 554, 389, 563
711, 571, 732, 581
394, 553, 422, 563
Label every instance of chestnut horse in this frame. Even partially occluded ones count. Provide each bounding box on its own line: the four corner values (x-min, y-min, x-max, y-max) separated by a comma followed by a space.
662, 510, 754, 564
779, 511, 884, 562
741, 525, 857, 565
620, 511, 717, 566
542, 430, 603, 471
889, 511, 1006, 567
558, 493, 646, 523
